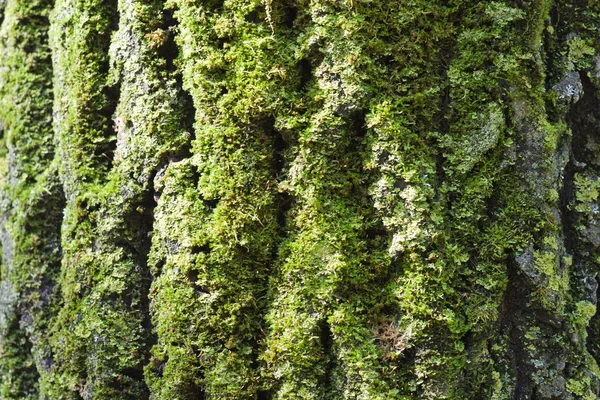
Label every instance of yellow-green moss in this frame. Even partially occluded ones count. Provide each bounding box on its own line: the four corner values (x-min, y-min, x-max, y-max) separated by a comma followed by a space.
45, 0, 190, 398
3, 0, 600, 398
0, 0, 63, 398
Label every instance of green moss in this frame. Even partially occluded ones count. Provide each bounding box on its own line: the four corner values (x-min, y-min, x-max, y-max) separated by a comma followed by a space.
571, 301, 597, 331
3, 0, 600, 398
566, 377, 595, 399
532, 249, 568, 297
50, 0, 119, 197
568, 36, 596, 69
146, 0, 297, 396
574, 173, 600, 207
362, 0, 553, 396
0, 0, 64, 398
0, 311, 38, 399
45, 0, 190, 397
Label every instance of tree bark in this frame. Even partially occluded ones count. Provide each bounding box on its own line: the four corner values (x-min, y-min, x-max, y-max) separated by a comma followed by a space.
2, 0, 600, 399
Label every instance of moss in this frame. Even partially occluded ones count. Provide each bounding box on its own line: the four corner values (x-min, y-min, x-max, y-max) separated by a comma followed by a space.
574, 173, 600, 207
0, 310, 38, 399
531, 249, 569, 311
50, 0, 119, 198
3, 0, 600, 398
571, 301, 597, 332
0, 0, 64, 398
566, 377, 596, 400
146, 0, 295, 396
362, 0, 548, 396
568, 36, 596, 70
45, 0, 190, 398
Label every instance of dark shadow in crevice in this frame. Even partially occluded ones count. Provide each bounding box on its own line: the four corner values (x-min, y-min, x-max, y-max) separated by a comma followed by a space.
571, 71, 600, 166
297, 58, 313, 93
275, 191, 292, 241
257, 390, 272, 400
281, 2, 298, 29
159, 9, 179, 73
588, 276, 600, 362
122, 366, 145, 382
186, 268, 210, 295
319, 319, 335, 388
245, 8, 263, 24
94, 0, 121, 171
188, 346, 208, 400
117, 168, 160, 395
497, 258, 534, 399
268, 117, 286, 174
203, 198, 219, 210
190, 244, 211, 255
542, 3, 564, 104
21, 15, 51, 54
154, 8, 197, 162
99, 80, 121, 170
432, 50, 453, 204
176, 90, 196, 162
352, 110, 367, 139
108, 5, 119, 32
262, 114, 292, 243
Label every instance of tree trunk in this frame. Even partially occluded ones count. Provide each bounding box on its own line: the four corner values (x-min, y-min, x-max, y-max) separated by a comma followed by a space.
1, 0, 600, 398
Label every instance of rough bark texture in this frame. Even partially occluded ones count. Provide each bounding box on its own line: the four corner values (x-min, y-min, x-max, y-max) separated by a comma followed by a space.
2, 0, 600, 399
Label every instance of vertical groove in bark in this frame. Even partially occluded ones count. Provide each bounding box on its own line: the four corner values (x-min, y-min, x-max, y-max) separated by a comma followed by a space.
496, 0, 572, 394
562, 68, 600, 397
571, 74, 600, 373
492, 1, 600, 398
425, 2, 517, 396
364, 1, 471, 397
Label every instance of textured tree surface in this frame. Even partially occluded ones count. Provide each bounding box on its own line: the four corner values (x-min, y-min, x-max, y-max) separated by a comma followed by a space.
2, 0, 600, 399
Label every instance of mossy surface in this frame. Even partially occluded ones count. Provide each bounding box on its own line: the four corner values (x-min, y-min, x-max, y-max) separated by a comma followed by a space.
3, 0, 600, 399
0, 1, 63, 399
42, 0, 192, 398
